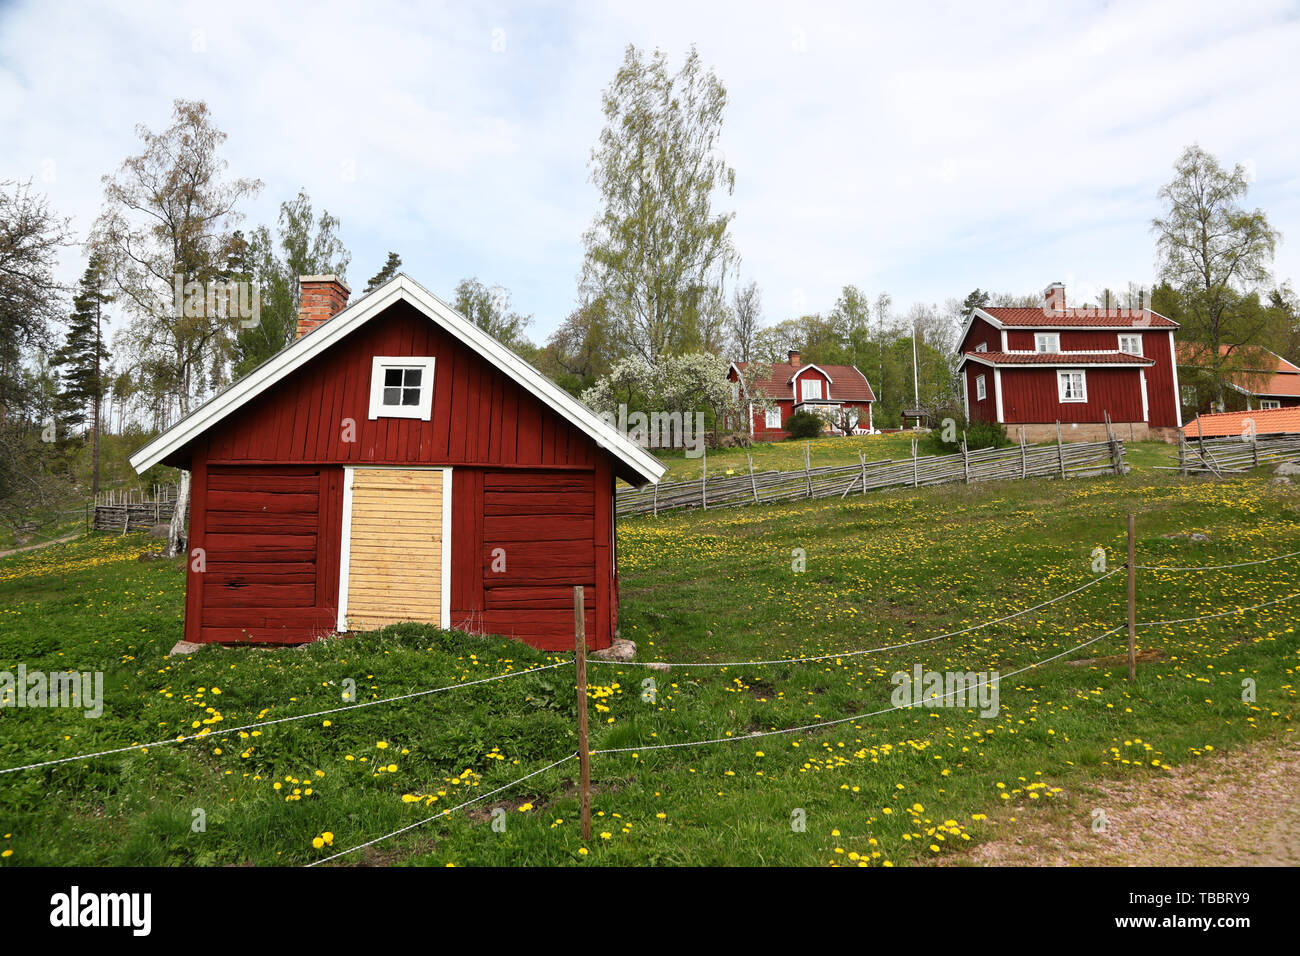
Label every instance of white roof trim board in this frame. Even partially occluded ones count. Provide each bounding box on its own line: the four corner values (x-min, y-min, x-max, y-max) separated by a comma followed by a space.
129, 274, 667, 486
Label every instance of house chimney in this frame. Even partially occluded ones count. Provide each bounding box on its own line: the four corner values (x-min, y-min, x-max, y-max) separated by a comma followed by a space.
1044, 281, 1066, 313
788, 348, 802, 368
296, 275, 351, 338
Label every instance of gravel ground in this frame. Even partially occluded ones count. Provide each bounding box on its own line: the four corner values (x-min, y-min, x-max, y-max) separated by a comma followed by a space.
946, 737, 1300, 866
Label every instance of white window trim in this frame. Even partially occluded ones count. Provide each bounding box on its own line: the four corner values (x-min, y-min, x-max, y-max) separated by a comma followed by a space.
1119, 333, 1143, 356
1057, 369, 1088, 403
802, 379, 824, 401
368, 356, 437, 421
975, 342, 988, 352
975, 374, 986, 400
1261, 399, 1282, 410
1036, 333, 1061, 353
765, 406, 782, 428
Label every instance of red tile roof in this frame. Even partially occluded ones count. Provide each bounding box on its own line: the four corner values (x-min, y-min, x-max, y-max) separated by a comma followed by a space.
734, 361, 876, 402
1183, 406, 1300, 438
981, 307, 1177, 329
1175, 342, 1300, 396
960, 351, 1155, 367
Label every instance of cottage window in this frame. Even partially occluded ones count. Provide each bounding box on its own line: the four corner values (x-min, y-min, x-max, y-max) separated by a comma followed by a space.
1035, 333, 1060, 353
1261, 399, 1282, 410
802, 378, 823, 401
369, 356, 437, 420
975, 342, 988, 352
1057, 370, 1087, 402
1118, 334, 1143, 355
975, 374, 986, 401
765, 406, 782, 428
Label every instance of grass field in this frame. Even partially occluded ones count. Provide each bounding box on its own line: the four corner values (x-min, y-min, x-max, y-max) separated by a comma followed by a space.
0, 463, 1295, 866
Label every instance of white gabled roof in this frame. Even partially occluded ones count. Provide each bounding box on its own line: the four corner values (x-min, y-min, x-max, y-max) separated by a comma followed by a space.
129, 274, 667, 486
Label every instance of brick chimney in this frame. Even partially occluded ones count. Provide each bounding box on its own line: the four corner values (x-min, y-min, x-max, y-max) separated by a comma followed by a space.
1044, 281, 1066, 313
296, 275, 350, 338
788, 348, 802, 368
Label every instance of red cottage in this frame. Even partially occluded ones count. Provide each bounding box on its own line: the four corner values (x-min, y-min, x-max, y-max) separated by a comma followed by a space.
129, 274, 665, 651
956, 282, 1182, 443
729, 350, 876, 440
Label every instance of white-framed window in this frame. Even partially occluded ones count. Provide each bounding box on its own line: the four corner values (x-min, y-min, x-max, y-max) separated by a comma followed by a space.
1035, 333, 1060, 353
975, 341, 988, 352
1261, 399, 1282, 410
730, 381, 740, 402
1057, 370, 1087, 403
802, 378, 823, 401
368, 356, 437, 420
975, 374, 987, 401
1118, 334, 1143, 355
765, 406, 782, 428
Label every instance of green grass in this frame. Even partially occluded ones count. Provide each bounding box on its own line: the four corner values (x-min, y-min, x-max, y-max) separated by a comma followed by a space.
0, 465, 1295, 866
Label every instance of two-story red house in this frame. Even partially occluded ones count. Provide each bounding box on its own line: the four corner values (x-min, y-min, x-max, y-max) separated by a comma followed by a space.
957, 282, 1182, 442
728, 351, 876, 440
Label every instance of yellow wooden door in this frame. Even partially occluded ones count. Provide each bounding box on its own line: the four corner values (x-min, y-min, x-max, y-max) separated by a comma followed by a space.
343, 468, 447, 630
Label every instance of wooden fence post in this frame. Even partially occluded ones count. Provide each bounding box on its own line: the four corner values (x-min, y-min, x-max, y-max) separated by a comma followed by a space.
859, 452, 868, 496
574, 586, 591, 843
1127, 514, 1137, 682
961, 433, 970, 484
911, 439, 919, 488
701, 448, 707, 511
1019, 429, 1028, 479
747, 453, 759, 504
804, 442, 813, 498
1056, 421, 1066, 479
652, 482, 658, 517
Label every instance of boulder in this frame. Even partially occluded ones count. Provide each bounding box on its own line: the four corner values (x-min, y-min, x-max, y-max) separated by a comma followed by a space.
591, 638, 637, 662
1274, 461, 1300, 476
168, 640, 204, 657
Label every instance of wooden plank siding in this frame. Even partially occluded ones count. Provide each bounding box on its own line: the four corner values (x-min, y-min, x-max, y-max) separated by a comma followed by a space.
344, 469, 444, 631
998, 367, 1145, 424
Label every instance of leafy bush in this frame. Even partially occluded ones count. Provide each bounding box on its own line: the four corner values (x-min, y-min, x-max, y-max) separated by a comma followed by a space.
923, 417, 1010, 455
783, 410, 824, 439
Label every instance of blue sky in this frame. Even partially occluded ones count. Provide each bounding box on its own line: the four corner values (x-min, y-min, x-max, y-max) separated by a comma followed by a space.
2, 0, 1298, 344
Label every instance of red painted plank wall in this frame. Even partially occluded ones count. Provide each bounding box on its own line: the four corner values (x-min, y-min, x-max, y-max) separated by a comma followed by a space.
965, 365, 996, 423
998, 367, 1145, 424
200, 301, 599, 472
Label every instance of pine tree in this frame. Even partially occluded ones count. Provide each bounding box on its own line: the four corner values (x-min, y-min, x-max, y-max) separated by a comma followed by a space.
364, 252, 402, 293
53, 253, 111, 496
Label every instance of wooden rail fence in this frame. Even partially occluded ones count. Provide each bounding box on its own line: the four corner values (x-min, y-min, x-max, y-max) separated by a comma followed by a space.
1161, 433, 1300, 477
618, 432, 1128, 518
92, 483, 183, 533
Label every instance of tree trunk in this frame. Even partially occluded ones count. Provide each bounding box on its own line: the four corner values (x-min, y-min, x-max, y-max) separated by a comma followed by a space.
165, 469, 191, 558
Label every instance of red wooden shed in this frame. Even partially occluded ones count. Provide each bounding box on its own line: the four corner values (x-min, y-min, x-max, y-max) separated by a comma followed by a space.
129, 274, 665, 651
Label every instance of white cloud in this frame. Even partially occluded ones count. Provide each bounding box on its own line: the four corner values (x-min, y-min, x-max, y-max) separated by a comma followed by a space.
1, 0, 1297, 344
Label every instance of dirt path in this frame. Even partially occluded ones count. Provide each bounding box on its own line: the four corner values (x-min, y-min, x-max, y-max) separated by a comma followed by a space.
948, 737, 1300, 866
0, 533, 80, 559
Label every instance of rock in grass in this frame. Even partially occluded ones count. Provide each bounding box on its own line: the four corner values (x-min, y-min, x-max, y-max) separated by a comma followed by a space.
169, 640, 204, 656
592, 639, 637, 662
1274, 461, 1300, 476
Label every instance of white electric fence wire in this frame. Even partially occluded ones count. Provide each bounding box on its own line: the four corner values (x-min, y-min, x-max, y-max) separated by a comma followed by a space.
592, 569, 1122, 668
0, 658, 572, 776
592, 625, 1125, 755
1134, 548, 1300, 572
306, 752, 577, 866
1136, 590, 1300, 628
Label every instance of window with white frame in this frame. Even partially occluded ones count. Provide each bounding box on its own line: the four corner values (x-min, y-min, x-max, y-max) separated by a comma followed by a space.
975, 374, 987, 401
765, 405, 782, 428
1035, 333, 1060, 353
369, 356, 437, 420
802, 378, 823, 401
1118, 334, 1143, 355
1261, 399, 1282, 410
1057, 370, 1087, 402
975, 341, 988, 352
